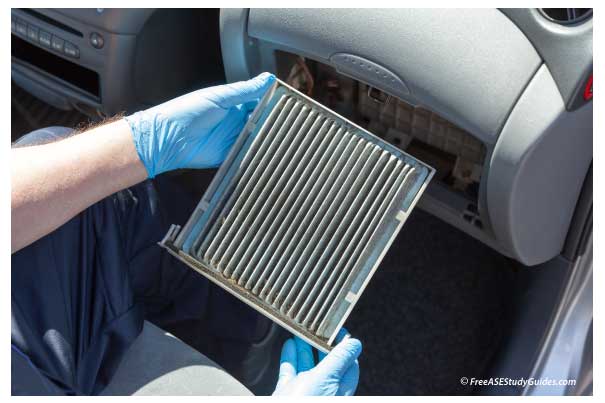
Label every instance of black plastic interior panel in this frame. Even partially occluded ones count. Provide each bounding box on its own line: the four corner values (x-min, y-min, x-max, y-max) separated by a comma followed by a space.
12, 8, 226, 117
133, 9, 225, 105
12, 34, 99, 98
237, 8, 542, 145
12, 8, 140, 116
500, 8, 592, 111
21, 9, 83, 37
51, 8, 155, 34
562, 165, 592, 261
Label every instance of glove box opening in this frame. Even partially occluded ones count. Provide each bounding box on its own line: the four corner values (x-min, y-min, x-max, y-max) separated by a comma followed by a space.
274, 50, 487, 231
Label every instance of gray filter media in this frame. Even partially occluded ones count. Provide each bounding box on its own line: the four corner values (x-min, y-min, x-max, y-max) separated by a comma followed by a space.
160, 79, 434, 352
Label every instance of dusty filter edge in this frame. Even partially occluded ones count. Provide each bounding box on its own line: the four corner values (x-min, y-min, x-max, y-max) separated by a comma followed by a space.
160, 79, 435, 353
160, 229, 346, 353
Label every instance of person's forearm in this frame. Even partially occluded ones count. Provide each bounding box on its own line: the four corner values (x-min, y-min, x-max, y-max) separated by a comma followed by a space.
11, 119, 147, 253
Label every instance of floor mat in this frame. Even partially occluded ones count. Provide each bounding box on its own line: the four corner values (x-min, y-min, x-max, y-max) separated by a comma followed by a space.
345, 208, 518, 395
11, 82, 92, 142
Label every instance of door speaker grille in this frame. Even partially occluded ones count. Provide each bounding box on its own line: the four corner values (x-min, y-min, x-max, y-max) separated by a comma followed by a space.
160, 80, 434, 352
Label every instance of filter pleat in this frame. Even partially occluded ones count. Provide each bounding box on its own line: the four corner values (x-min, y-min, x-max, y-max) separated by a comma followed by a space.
312, 167, 417, 335
242, 122, 343, 291
274, 145, 384, 313
232, 116, 331, 284
250, 130, 353, 298
218, 106, 316, 275
191, 94, 290, 255
260, 134, 362, 302
287, 152, 395, 320
203, 100, 304, 264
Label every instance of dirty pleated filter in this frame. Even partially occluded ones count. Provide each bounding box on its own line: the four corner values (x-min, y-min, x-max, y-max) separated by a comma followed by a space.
160, 80, 434, 352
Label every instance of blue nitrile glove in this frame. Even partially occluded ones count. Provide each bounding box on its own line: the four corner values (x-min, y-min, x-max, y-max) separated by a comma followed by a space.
273, 328, 362, 396
125, 72, 275, 178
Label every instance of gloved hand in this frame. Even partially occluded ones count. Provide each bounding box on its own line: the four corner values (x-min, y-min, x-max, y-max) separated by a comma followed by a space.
125, 72, 275, 178
273, 328, 362, 396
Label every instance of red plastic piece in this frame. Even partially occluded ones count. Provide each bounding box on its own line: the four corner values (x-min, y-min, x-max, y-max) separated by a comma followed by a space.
584, 74, 592, 101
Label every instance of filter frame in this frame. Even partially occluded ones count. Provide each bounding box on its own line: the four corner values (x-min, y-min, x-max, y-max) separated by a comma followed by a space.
160, 79, 434, 352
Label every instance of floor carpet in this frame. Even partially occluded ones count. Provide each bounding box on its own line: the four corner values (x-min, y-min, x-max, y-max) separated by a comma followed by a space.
345, 208, 518, 395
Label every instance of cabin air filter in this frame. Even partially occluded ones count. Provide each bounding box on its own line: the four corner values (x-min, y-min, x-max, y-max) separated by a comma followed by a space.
159, 79, 435, 353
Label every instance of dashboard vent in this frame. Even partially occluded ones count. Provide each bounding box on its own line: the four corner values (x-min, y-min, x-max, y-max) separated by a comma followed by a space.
160, 79, 434, 352
539, 8, 592, 25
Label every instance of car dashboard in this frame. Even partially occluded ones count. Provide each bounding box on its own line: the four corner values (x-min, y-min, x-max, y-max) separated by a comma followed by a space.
11, 8, 593, 267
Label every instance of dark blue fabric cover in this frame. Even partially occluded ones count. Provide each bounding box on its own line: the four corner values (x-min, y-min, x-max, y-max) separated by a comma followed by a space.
12, 127, 268, 395
11, 174, 209, 395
